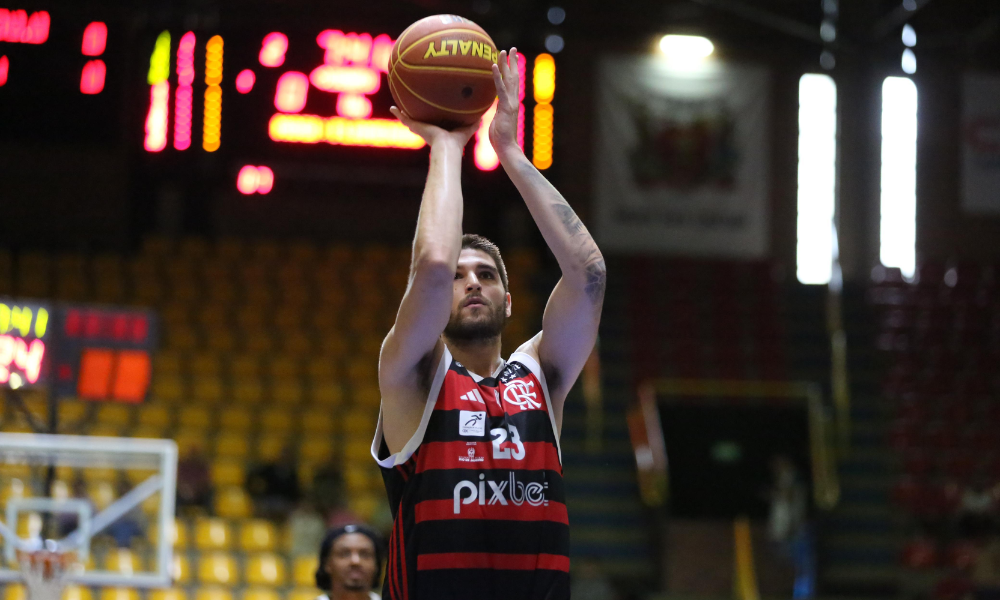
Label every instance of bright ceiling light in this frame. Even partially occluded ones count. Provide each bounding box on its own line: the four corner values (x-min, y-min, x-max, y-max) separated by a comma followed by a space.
658, 35, 714, 62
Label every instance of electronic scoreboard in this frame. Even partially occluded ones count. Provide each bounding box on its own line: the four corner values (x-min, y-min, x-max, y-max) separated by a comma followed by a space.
0, 7, 557, 194
0, 298, 158, 403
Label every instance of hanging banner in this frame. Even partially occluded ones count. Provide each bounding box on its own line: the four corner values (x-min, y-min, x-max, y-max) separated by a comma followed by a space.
594, 57, 771, 258
962, 73, 1000, 215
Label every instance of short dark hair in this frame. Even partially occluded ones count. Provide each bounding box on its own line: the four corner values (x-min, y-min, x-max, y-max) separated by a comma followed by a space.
461, 234, 508, 292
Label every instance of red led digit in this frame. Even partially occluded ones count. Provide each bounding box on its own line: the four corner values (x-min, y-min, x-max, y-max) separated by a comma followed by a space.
0, 55, 7, 86
65, 310, 82, 336
78, 348, 114, 399
131, 316, 148, 343
84, 313, 100, 338
80, 59, 105, 94
112, 351, 151, 402
236, 69, 255, 93
259, 32, 288, 68
274, 71, 308, 113
82, 22, 107, 56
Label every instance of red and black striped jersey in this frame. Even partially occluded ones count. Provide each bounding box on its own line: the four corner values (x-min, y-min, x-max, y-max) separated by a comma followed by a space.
372, 343, 570, 600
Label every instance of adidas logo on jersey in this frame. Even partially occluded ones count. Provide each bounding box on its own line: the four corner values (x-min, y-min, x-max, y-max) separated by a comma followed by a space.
460, 387, 486, 404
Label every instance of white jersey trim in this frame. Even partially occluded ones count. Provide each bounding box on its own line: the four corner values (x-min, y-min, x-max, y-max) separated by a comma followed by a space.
509, 345, 563, 466
372, 345, 452, 468
315, 593, 380, 600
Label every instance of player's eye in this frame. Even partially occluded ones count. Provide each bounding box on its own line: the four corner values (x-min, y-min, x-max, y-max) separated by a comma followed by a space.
454, 272, 462, 279
480, 271, 493, 279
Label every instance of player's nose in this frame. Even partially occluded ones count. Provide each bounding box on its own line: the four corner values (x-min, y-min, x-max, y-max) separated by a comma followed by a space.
466, 273, 482, 291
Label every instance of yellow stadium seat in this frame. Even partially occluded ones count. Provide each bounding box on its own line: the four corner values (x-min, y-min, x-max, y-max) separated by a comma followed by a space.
87, 481, 116, 511
191, 378, 225, 405
217, 407, 252, 432
214, 486, 252, 520
87, 424, 124, 437
132, 425, 168, 439
215, 434, 250, 459
256, 436, 286, 462
287, 589, 319, 600
177, 406, 213, 430
300, 411, 335, 435
171, 553, 192, 584
216, 237, 244, 261
4, 583, 26, 600
292, 556, 319, 586
104, 548, 143, 573
205, 330, 237, 352
166, 325, 199, 351
153, 350, 183, 375
232, 381, 263, 405
272, 381, 304, 406
100, 587, 140, 600
57, 401, 88, 424
151, 518, 189, 549
245, 553, 287, 587
229, 355, 259, 378
210, 460, 245, 487
95, 404, 132, 427
300, 437, 335, 463
343, 411, 374, 436
239, 519, 278, 553
305, 357, 337, 381
151, 374, 186, 404
63, 585, 94, 600
311, 383, 344, 407
318, 335, 349, 357
174, 432, 208, 457
268, 357, 300, 379
344, 438, 373, 462
236, 306, 265, 330
244, 331, 275, 354
259, 409, 292, 433
150, 589, 189, 600
194, 518, 232, 551
161, 304, 191, 328
288, 240, 318, 264
353, 385, 381, 408
241, 589, 280, 600
346, 358, 377, 386
282, 333, 312, 357
274, 306, 303, 330
349, 493, 380, 521
194, 587, 232, 600
206, 280, 238, 304
189, 352, 222, 377
137, 404, 172, 428
197, 552, 239, 585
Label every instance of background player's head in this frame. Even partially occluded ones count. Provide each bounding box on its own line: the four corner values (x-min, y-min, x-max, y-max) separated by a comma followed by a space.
315, 524, 384, 592
444, 234, 511, 343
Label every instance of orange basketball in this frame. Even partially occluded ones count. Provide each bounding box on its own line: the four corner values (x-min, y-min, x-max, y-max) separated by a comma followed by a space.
389, 15, 498, 129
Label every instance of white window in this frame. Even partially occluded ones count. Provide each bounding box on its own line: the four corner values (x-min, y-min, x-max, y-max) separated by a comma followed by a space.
880, 77, 918, 280
796, 74, 838, 285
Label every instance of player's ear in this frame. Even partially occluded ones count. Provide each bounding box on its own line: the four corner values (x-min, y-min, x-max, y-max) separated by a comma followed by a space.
505, 292, 512, 318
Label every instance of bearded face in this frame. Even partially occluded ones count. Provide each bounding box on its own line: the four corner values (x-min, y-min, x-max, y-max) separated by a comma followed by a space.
445, 248, 511, 343
444, 292, 508, 341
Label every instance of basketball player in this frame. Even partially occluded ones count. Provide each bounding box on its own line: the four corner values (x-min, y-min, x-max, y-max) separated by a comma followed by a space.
314, 524, 385, 600
374, 48, 605, 599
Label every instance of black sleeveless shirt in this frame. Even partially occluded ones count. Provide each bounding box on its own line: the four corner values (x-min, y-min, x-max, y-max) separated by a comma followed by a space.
372, 344, 570, 600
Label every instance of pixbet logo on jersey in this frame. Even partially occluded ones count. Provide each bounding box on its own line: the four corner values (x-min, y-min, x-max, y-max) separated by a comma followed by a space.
453, 473, 549, 513
503, 379, 542, 410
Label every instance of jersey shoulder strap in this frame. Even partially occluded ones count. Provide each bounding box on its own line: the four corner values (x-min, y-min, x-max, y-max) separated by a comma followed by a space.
371, 345, 452, 468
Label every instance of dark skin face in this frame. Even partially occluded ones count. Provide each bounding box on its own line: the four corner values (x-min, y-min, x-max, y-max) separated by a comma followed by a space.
324, 533, 377, 597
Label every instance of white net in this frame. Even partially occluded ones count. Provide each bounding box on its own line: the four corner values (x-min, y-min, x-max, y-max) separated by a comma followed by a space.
18, 548, 76, 600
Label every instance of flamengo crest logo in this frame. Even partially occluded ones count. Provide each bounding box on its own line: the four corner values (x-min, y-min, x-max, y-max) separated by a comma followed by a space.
503, 379, 541, 410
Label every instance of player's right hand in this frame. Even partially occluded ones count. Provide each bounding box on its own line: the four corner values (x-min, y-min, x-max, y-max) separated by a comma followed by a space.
391, 106, 479, 149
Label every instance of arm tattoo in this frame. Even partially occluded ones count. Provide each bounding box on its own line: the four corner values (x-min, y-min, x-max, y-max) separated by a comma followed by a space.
552, 203, 586, 236
584, 258, 607, 303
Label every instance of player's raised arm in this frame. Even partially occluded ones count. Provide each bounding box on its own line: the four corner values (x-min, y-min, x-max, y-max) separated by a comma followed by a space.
490, 49, 606, 412
378, 107, 478, 451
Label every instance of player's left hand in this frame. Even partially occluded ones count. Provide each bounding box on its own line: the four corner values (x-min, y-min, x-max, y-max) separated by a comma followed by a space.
489, 48, 522, 157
